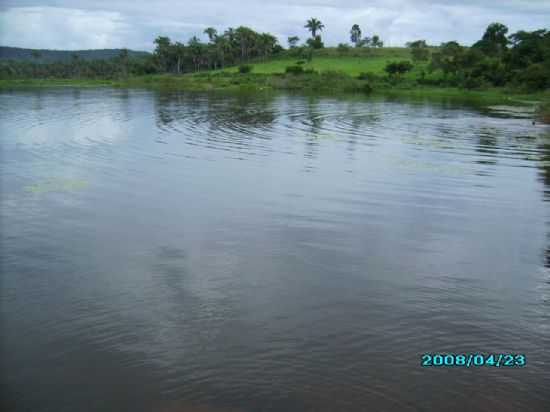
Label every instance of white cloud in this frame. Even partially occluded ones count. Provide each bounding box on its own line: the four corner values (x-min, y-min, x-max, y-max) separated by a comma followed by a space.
0, 7, 134, 50
0, 1, 548, 50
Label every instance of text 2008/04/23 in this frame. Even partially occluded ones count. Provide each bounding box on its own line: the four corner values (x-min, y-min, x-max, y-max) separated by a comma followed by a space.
421, 353, 526, 367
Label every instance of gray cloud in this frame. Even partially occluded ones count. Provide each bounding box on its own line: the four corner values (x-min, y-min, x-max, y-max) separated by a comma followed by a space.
0, 1, 548, 50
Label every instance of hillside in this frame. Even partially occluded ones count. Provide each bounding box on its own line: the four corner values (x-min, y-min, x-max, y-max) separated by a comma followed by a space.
0, 46, 150, 63
220, 48, 416, 77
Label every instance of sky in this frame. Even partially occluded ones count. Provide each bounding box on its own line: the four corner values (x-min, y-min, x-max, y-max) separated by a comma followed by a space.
0, 0, 549, 51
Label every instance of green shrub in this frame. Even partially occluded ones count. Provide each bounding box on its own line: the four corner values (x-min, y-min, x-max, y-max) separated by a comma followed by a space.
321, 70, 348, 80
306, 35, 324, 49
385, 61, 414, 76
462, 76, 484, 90
362, 83, 374, 94
296, 60, 306, 65
520, 64, 549, 91
285, 65, 304, 75
358, 72, 378, 81
337, 43, 351, 53
238, 64, 252, 74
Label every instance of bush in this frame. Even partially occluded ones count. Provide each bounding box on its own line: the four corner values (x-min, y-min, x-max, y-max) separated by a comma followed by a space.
285, 65, 304, 75
337, 43, 351, 53
358, 72, 378, 81
385, 61, 413, 76
362, 83, 374, 94
323, 70, 346, 77
296, 60, 306, 65
306, 35, 324, 49
411, 47, 430, 63
238, 64, 252, 74
520, 64, 549, 91
462, 76, 484, 90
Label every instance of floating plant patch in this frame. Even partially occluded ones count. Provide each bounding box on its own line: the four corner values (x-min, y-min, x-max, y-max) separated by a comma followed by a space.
24, 178, 89, 193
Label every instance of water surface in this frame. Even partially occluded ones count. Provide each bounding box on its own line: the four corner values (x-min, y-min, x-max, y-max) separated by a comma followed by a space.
1, 89, 549, 411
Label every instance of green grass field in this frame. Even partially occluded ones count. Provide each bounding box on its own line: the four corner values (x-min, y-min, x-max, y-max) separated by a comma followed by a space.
220, 48, 418, 77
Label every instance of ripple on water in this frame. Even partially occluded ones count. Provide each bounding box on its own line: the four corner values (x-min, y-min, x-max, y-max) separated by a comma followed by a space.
1, 89, 550, 412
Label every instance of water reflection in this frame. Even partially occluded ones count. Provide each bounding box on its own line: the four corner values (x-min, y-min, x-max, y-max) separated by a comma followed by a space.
476, 128, 498, 165
1, 89, 550, 412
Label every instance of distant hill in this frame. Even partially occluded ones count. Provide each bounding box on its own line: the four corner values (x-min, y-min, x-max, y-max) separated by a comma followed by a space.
0, 46, 151, 63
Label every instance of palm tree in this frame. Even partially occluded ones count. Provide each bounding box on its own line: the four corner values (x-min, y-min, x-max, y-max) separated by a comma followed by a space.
350, 24, 362, 46
258, 33, 277, 59
214, 35, 229, 68
188, 36, 203, 71
173, 42, 186, 74
287, 36, 299, 48
305, 18, 324, 38
235, 26, 255, 60
204, 27, 217, 43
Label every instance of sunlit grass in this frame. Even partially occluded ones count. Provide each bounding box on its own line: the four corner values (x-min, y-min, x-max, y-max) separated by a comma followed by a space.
218, 48, 417, 78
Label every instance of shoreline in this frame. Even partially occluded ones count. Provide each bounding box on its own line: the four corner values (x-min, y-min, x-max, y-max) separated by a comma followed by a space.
1, 74, 549, 120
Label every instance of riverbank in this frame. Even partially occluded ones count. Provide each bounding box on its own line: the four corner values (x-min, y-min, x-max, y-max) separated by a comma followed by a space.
2, 73, 549, 113
537, 102, 550, 123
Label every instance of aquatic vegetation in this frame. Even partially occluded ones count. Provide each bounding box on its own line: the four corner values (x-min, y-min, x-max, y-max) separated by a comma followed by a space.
24, 178, 89, 193
389, 155, 469, 175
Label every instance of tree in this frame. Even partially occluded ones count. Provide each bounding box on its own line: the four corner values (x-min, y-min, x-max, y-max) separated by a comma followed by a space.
474, 22, 509, 56
288, 36, 300, 48
520, 63, 549, 90
305, 18, 324, 38
430, 41, 464, 77
258, 33, 278, 59
204, 27, 217, 43
306, 35, 324, 49
407, 40, 427, 48
235, 26, 256, 60
154, 36, 173, 72
350, 24, 362, 47
371, 35, 383, 48
408, 40, 430, 63
172, 42, 186, 74
358, 37, 371, 48
506, 29, 548, 69
187, 36, 204, 71
213, 35, 229, 68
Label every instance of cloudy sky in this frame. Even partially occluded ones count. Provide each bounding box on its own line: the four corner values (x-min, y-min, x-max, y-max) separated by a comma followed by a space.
0, 0, 549, 51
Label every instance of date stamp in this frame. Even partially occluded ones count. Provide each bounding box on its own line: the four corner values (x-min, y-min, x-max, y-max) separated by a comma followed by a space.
421, 353, 526, 368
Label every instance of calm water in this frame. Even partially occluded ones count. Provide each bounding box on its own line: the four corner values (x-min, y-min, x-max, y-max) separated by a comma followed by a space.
1, 89, 549, 412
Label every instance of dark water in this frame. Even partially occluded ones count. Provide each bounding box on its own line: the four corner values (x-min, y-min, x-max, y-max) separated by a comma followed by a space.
1, 89, 549, 412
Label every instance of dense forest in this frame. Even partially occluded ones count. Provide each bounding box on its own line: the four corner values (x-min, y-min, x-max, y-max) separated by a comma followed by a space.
1, 21, 549, 92
0, 46, 149, 63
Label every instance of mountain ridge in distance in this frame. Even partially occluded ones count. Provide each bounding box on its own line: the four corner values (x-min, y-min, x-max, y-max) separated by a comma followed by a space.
0, 46, 151, 63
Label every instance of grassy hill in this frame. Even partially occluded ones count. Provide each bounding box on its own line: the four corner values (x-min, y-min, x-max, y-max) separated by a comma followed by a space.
0, 46, 150, 63
221, 48, 416, 77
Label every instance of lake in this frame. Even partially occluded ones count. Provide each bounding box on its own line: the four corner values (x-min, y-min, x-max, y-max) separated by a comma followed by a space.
1, 88, 549, 411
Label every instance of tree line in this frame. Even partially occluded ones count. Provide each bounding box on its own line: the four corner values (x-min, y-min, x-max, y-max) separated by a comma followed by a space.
406, 23, 550, 90
0, 18, 353, 79
0, 19, 548, 92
